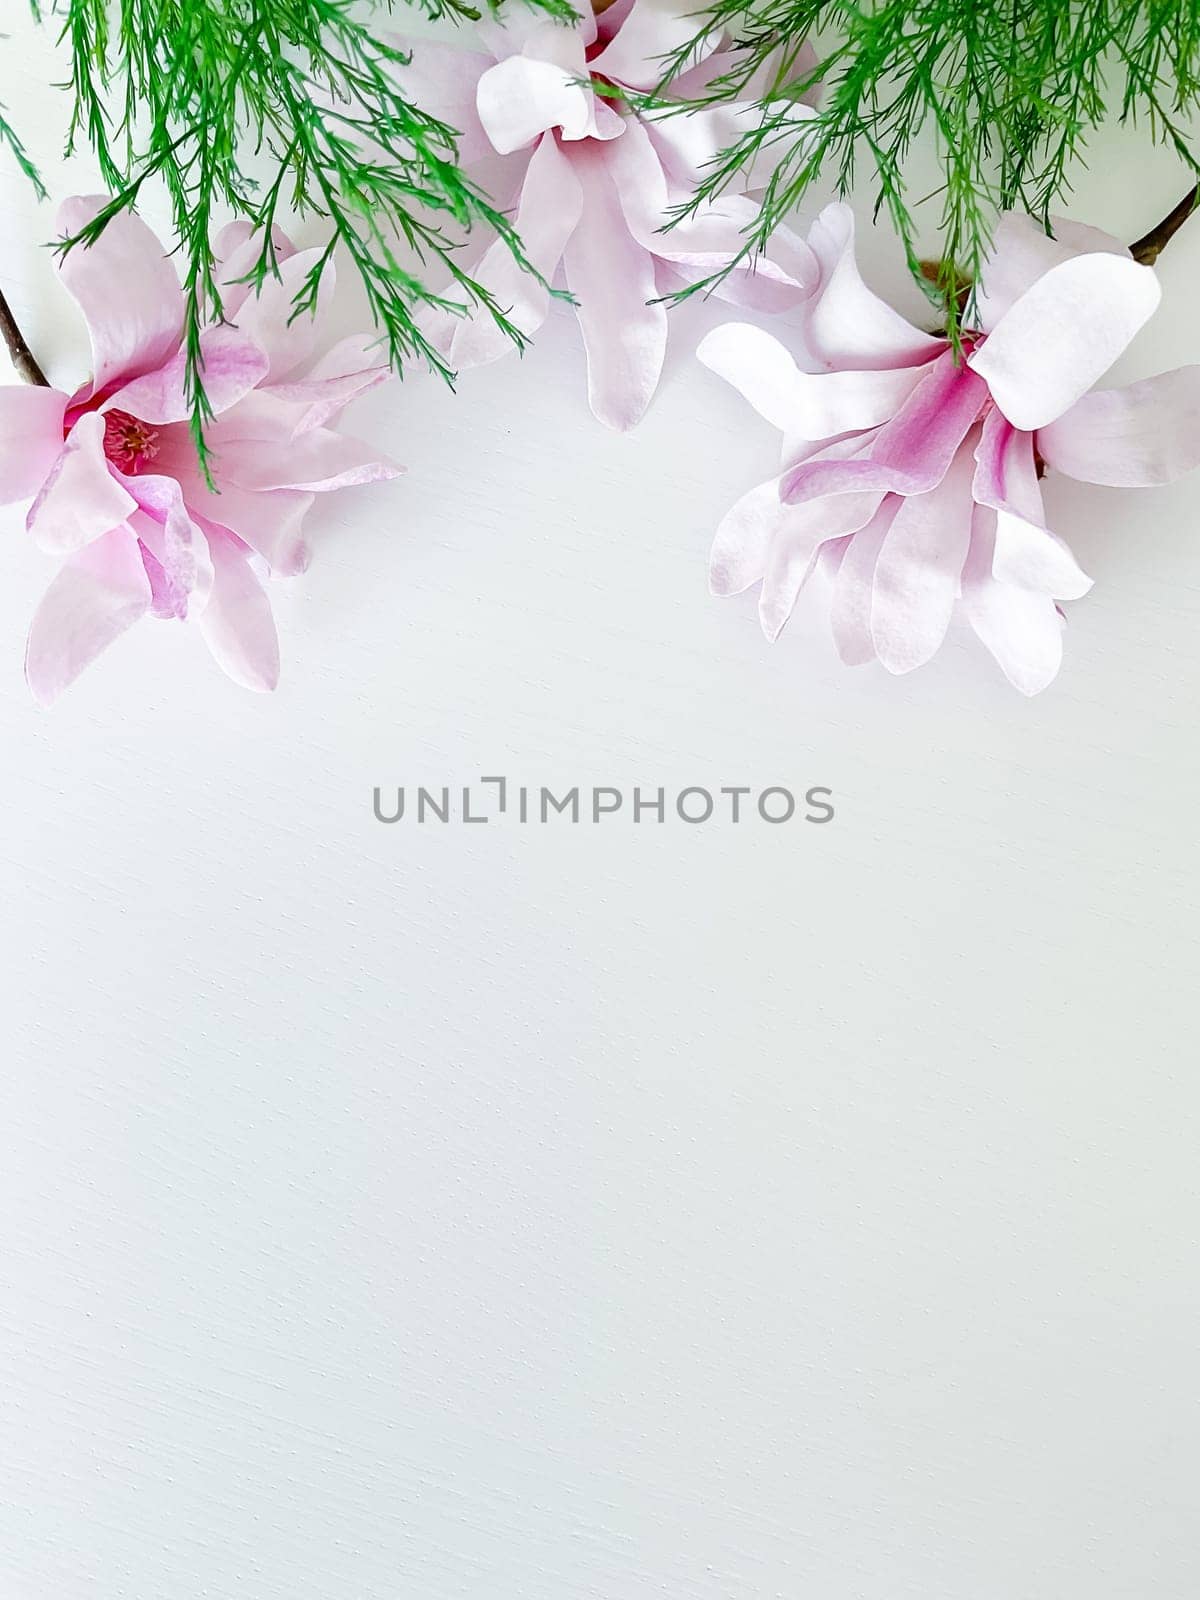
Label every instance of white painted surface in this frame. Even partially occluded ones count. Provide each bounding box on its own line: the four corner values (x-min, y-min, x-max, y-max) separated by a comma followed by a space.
2, 14, 1198, 1598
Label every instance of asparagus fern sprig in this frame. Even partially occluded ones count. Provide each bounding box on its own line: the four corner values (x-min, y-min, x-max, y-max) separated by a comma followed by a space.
649, 0, 1200, 337
18, 0, 573, 470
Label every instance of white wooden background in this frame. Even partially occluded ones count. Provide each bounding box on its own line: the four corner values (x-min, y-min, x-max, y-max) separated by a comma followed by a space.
2, 10, 1198, 1598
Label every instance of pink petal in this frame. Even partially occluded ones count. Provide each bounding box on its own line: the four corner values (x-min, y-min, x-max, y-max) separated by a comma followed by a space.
870, 438, 977, 673
262, 335, 391, 431
829, 500, 900, 665
562, 142, 667, 431
197, 526, 280, 692
588, 0, 710, 91
0, 387, 69, 504
213, 221, 297, 319
975, 212, 1128, 333
699, 322, 926, 438
25, 525, 151, 705
387, 38, 497, 166
759, 490, 883, 640
448, 134, 583, 369
214, 429, 402, 492
701, 222, 819, 313
57, 197, 182, 396
801, 204, 945, 371
592, 0, 637, 49
232, 248, 334, 382
103, 324, 270, 423
174, 464, 315, 576
1038, 366, 1200, 487
972, 407, 1092, 598
119, 472, 214, 618
969, 252, 1161, 430
961, 510, 1064, 694
26, 412, 138, 555
781, 349, 988, 503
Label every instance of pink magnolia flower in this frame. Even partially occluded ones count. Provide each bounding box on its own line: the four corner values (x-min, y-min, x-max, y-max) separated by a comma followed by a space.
0, 198, 399, 704
699, 203, 1200, 693
396, 0, 817, 429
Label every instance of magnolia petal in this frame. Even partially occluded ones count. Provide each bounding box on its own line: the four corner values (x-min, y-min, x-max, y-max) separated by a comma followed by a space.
647, 99, 816, 194
1038, 366, 1200, 487
870, 440, 976, 674
699, 322, 926, 440
802, 204, 945, 372
973, 407, 1092, 598
25, 525, 151, 705
782, 350, 988, 504
0, 387, 69, 505
563, 143, 667, 431
697, 324, 804, 433
197, 527, 280, 693
232, 248, 335, 383
703, 227, 819, 314
476, 53, 596, 152
26, 412, 138, 555
609, 122, 812, 300
969, 252, 1161, 430
991, 512, 1092, 600
758, 491, 883, 641
120, 472, 215, 617
674, 38, 819, 102
215, 429, 402, 493
592, 0, 637, 49
710, 477, 786, 595
829, 500, 900, 666
213, 221, 297, 319
588, 0, 712, 91
386, 38, 497, 167
57, 197, 182, 397
261, 335, 391, 431
104, 324, 270, 423
961, 510, 1064, 695
173, 465, 315, 576
974, 212, 1129, 333
449, 134, 584, 369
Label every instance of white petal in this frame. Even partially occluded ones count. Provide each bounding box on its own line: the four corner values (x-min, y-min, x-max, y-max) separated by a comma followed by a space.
969, 252, 1161, 430
562, 143, 666, 431
961, 510, 1064, 694
758, 491, 883, 641
975, 212, 1128, 333
1038, 366, 1200, 486
699, 322, 926, 439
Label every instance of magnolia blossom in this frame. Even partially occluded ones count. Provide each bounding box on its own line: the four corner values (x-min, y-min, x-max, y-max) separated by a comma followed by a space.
699, 203, 1200, 693
396, 0, 817, 429
0, 199, 399, 704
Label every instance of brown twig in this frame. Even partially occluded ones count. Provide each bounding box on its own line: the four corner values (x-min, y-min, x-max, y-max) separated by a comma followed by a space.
0, 284, 49, 386
1130, 185, 1199, 265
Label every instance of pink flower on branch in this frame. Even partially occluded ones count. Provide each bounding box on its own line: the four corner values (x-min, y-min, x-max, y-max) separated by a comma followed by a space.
699, 205, 1200, 693
0, 199, 401, 704
396, 0, 818, 430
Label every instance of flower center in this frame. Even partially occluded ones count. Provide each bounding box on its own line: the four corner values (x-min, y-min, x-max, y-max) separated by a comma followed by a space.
103, 409, 160, 474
